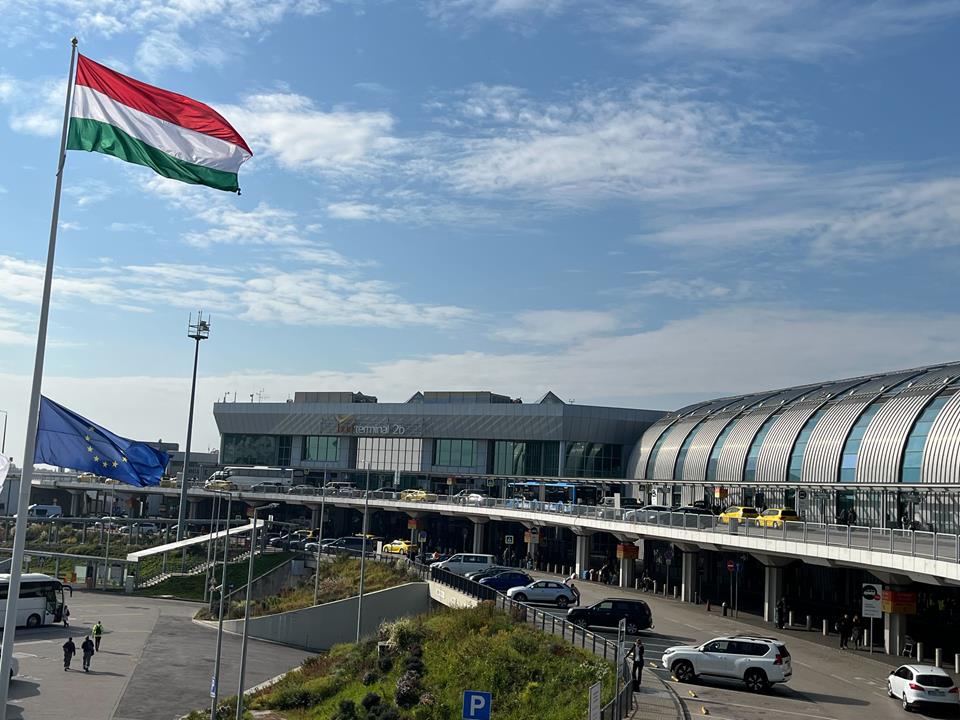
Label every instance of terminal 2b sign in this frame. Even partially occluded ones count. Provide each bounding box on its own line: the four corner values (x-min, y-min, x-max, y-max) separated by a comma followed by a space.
331, 414, 422, 437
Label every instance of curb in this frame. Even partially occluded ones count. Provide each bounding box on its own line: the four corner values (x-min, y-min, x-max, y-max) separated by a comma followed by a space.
655, 672, 691, 720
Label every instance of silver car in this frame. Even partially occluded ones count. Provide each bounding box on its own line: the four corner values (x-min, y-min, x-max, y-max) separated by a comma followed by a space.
506, 580, 577, 608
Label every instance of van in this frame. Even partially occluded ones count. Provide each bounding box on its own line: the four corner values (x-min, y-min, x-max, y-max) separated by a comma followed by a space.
27, 504, 63, 518
431, 553, 496, 576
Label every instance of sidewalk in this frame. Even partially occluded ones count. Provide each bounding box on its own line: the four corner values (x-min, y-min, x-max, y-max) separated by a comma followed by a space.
628, 671, 684, 720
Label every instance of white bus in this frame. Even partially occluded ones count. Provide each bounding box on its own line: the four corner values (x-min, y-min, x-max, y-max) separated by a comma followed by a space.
0, 573, 71, 628
205, 466, 297, 491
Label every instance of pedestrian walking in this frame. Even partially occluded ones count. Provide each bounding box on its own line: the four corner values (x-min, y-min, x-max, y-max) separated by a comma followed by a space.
62, 605, 70, 628
62, 637, 76, 671
852, 615, 862, 649
92, 620, 104, 652
566, 580, 581, 605
776, 598, 786, 630
838, 614, 851, 649
81, 636, 94, 672
631, 638, 645, 690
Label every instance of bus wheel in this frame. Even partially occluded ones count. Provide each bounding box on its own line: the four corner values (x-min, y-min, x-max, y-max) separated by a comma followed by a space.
25, 614, 41, 628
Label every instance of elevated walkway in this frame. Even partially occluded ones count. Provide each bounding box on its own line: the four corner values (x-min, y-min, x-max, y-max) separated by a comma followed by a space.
124, 518, 262, 562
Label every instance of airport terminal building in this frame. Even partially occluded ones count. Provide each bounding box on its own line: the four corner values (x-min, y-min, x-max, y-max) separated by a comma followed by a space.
212, 390, 665, 485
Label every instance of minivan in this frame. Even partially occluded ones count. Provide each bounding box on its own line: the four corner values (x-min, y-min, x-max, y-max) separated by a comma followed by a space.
26, 504, 63, 518
431, 553, 496, 576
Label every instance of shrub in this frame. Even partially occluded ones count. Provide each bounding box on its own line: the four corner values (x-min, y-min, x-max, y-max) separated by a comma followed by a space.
333, 699, 358, 720
361, 691, 382, 710
395, 669, 423, 709
377, 655, 393, 673
362, 670, 378, 685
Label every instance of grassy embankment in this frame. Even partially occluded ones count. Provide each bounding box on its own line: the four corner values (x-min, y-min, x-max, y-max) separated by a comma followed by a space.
187, 603, 615, 720
195, 555, 419, 620
139, 552, 293, 600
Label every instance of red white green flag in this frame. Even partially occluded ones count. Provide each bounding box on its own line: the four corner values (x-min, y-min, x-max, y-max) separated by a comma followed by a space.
67, 55, 252, 192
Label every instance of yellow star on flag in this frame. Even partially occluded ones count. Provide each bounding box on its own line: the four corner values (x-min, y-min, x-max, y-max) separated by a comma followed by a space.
102, 461, 108, 468
84, 435, 90, 441
87, 446, 94, 453
93, 455, 100, 462
112, 461, 118, 468
121, 457, 128, 463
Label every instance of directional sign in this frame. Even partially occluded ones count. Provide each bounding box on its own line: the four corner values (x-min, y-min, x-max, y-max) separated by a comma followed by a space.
209, 675, 217, 698
418, 530, 428, 543
504, 534, 514, 545
726, 559, 735, 572
463, 690, 492, 720
588, 682, 602, 720
862, 583, 882, 619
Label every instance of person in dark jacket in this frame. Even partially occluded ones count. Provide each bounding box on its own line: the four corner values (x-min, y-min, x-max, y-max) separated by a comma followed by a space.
631, 638, 645, 689
62, 637, 76, 671
81, 636, 95, 672
776, 598, 786, 629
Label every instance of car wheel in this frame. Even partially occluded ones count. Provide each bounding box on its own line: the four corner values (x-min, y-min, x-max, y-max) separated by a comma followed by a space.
25, 613, 41, 629
626, 621, 640, 634
902, 693, 911, 712
514, 593, 527, 603
744, 669, 768, 693
887, 681, 895, 698
556, 596, 569, 608
673, 660, 695, 683
572, 617, 588, 628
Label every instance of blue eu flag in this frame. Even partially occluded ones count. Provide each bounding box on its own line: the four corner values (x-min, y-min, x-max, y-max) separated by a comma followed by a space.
34, 396, 169, 487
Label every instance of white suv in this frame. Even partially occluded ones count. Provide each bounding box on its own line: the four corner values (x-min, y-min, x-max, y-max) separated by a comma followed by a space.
662, 635, 792, 692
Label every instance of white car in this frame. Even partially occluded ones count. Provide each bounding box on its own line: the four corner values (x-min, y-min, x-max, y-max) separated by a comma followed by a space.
661, 635, 792, 692
888, 664, 958, 712
506, 580, 578, 608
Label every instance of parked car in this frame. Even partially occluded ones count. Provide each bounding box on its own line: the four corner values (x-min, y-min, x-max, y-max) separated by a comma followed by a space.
661, 635, 792, 692
431, 553, 496, 576
451, 489, 488, 505
478, 571, 534, 593
676, 506, 716, 516
287, 484, 319, 496
566, 598, 653, 634
250, 481, 286, 494
400, 488, 430, 502
755, 508, 800, 528
887, 665, 959, 712
323, 536, 381, 555
204, 479, 237, 492
624, 504, 672, 523
507, 580, 577, 608
718, 506, 759, 524
382, 539, 417, 555
465, 565, 513, 582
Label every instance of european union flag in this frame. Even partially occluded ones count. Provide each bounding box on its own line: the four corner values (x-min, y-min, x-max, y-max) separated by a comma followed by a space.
34, 396, 169, 487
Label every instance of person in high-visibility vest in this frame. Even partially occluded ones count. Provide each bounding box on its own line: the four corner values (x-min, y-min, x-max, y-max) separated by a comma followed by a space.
92, 620, 104, 652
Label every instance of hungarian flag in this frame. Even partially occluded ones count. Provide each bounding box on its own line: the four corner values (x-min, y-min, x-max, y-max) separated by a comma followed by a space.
67, 55, 252, 192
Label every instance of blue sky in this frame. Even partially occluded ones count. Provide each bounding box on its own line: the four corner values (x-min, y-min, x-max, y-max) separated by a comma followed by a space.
1, 0, 959, 461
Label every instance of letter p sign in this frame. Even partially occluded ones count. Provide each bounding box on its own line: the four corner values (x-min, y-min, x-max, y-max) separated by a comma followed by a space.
463, 690, 492, 720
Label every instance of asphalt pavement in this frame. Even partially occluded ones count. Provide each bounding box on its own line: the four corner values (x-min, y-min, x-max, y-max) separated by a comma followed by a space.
531, 572, 955, 720
2, 590, 308, 720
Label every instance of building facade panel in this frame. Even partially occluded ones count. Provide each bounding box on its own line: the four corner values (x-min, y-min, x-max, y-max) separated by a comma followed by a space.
715, 407, 779, 485
921, 391, 960, 484
651, 417, 702, 480
754, 401, 823, 484
800, 401, 869, 484
680, 414, 738, 482
856, 393, 931, 484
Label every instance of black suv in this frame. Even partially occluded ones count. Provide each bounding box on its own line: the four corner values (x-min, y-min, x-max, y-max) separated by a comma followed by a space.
566, 598, 653, 634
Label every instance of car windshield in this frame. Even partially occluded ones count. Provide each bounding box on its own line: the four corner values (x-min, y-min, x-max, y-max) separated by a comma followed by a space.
762, 510, 778, 516
917, 674, 953, 687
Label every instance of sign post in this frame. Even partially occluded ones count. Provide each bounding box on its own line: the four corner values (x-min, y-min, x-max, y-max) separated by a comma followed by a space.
588, 682, 602, 720
462, 690, 492, 720
861, 583, 883, 654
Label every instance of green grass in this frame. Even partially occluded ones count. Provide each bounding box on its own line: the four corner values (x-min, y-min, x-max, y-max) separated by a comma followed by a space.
196, 555, 418, 621
228, 603, 615, 720
139, 552, 292, 600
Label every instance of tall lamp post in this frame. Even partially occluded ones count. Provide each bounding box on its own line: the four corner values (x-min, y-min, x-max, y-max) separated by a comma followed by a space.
236, 502, 277, 720
0, 410, 9, 513
356, 462, 371, 643
177, 312, 210, 541
313, 475, 328, 605
209, 489, 233, 720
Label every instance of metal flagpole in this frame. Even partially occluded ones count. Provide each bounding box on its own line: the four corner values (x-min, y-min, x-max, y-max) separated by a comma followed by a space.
356, 463, 371, 643
0, 38, 78, 719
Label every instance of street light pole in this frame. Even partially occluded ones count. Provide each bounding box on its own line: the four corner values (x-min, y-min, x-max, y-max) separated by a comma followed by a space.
177, 311, 210, 541
356, 463, 371, 643
236, 502, 276, 720
203, 493, 221, 604
210, 491, 232, 720
0, 410, 7, 454
313, 476, 327, 606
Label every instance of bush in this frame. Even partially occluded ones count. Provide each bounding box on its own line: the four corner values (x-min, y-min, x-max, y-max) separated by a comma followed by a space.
361, 691, 382, 710
395, 669, 423, 709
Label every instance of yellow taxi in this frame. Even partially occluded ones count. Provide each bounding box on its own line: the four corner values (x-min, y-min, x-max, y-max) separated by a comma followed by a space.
400, 488, 429, 502
755, 508, 800, 528
382, 539, 417, 554
718, 506, 759, 524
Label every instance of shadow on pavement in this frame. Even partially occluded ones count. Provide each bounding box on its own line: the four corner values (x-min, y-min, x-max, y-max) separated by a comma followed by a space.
8, 679, 39, 701
782, 688, 870, 706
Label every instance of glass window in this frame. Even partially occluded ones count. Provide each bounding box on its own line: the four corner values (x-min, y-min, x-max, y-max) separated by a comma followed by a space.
900, 394, 951, 484
673, 419, 708, 480
278, 436, 292, 466
837, 403, 884, 482
222, 434, 280, 465
564, 442, 623, 478
302, 435, 339, 462
492, 441, 559, 476
787, 407, 829, 482
645, 428, 674, 478
357, 437, 423, 471
744, 413, 780, 482
433, 439, 477, 468
706, 421, 737, 482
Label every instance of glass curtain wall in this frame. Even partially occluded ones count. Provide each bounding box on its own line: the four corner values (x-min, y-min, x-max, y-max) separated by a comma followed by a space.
302, 435, 339, 462
357, 437, 423, 471
222, 434, 287, 465
491, 441, 560, 476
433, 439, 477, 467
563, 442, 622, 478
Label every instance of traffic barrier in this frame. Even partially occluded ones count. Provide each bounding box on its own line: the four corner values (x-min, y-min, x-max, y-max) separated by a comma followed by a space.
788, 610, 794, 627
917, 642, 924, 662
954, 653, 959, 674
822, 619, 829, 636
806, 614, 812, 631
935, 648, 942, 668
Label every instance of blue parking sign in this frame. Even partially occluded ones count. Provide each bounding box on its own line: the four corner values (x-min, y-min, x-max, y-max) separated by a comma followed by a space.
463, 690, 492, 720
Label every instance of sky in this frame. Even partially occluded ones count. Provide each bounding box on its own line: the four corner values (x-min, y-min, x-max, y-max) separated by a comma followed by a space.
1, 0, 959, 463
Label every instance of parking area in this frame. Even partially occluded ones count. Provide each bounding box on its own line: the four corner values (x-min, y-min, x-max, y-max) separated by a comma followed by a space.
530, 573, 957, 720
4, 590, 308, 720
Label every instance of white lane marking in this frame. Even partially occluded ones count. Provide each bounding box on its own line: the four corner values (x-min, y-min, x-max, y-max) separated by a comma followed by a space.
695, 698, 838, 720
13, 640, 52, 646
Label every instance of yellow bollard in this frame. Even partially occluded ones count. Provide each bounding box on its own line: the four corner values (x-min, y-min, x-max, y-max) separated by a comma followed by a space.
700, 706, 710, 715
688, 690, 697, 698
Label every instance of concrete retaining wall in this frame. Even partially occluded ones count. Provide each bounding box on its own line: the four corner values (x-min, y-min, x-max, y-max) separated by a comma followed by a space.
220, 582, 430, 652
428, 581, 479, 609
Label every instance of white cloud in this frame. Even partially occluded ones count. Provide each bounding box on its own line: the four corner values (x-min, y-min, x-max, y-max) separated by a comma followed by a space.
493, 310, 618, 345
5, 305, 960, 461
0, 75, 66, 137
426, 0, 570, 21
326, 201, 384, 221
220, 93, 399, 174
